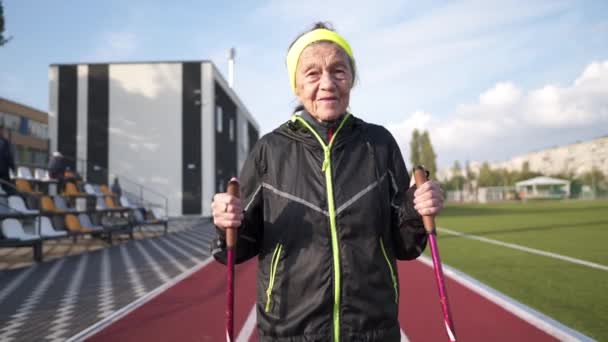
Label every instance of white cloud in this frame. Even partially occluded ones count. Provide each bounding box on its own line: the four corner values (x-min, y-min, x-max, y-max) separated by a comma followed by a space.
241, 0, 584, 133
388, 60, 608, 168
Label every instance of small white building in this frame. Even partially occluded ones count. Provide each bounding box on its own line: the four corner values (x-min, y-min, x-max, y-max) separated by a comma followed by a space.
48, 61, 259, 216
515, 176, 571, 200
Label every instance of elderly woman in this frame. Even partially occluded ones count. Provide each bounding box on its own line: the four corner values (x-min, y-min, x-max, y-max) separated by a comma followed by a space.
212, 22, 444, 342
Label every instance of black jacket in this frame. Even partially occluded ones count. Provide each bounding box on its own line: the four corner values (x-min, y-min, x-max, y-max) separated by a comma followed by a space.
213, 113, 427, 342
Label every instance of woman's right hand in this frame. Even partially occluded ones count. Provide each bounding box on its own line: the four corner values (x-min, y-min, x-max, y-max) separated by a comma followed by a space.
212, 193, 244, 230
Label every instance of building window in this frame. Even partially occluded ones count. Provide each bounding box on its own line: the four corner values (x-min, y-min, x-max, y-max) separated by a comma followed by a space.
216, 106, 223, 133
19, 117, 29, 135
229, 118, 234, 142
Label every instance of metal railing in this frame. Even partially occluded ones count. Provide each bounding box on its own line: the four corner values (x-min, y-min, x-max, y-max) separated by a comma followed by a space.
32, 155, 169, 218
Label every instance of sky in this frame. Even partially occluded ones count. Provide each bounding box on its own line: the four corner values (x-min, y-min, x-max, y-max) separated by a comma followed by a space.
1, 0, 607, 169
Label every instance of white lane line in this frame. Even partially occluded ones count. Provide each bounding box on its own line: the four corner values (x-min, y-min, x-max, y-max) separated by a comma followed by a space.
0, 266, 37, 304
169, 232, 210, 256
400, 328, 410, 342
46, 254, 89, 341
0, 259, 66, 342
98, 248, 115, 318
417, 255, 594, 342
439, 227, 608, 272
236, 305, 257, 342
67, 256, 214, 342
133, 240, 171, 283
146, 238, 188, 272
120, 244, 147, 298
180, 228, 215, 244
158, 235, 204, 265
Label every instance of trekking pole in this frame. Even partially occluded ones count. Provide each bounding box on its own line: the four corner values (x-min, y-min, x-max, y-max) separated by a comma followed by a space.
414, 166, 457, 342
225, 178, 240, 342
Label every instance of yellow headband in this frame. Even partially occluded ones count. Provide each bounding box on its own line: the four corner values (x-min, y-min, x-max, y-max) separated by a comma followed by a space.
286, 28, 354, 93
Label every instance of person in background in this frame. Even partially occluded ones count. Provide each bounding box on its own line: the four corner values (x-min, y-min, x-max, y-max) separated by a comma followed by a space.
211, 22, 444, 341
0, 127, 16, 195
111, 177, 122, 199
47, 151, 66, 180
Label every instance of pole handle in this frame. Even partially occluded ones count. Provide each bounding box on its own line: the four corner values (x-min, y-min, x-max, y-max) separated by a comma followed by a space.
413, 166, 435, 233
226, 178, 240, 249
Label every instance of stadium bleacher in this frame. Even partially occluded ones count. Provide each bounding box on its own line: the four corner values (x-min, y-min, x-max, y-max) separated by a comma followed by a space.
0, 164, 169, 262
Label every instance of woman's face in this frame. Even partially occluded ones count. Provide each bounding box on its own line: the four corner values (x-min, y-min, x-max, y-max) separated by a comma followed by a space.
295, 42, 353, 122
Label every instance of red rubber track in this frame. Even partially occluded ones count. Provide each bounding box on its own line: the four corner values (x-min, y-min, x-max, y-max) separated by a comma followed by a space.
88, 259, 258, 341
88, 258, 559, 341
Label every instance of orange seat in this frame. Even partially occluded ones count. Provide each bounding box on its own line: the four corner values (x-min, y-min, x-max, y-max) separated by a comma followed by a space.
64, 170, 77, 179
104, 196, 118, 209
40, 196, 64, 213
65, 214, 93, 233
15, 179, 41, 194
100, 184, 113, 196
63, 182, 82, 196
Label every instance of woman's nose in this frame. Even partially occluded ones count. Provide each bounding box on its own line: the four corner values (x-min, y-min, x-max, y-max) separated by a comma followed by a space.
319, 71, 336, 90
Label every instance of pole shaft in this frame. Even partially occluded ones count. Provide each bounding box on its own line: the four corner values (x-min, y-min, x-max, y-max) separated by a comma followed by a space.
413, 166, 457, 341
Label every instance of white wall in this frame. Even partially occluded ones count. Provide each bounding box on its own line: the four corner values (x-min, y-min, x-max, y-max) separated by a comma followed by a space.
48, 66, 58, 153
108, 63, 183, 216
76, 65, 88, 175
201, 63, 216, 217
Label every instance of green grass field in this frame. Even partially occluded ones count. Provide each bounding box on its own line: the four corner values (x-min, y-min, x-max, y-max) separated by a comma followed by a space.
435, 200, 608, 341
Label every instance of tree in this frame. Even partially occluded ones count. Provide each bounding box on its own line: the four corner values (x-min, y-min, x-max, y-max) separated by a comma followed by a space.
465, 160, 475, 182
579, 167, 607, 197
0, 0, 11, 46
409, 129, 421, 168
478, 162, 497, 187
419, 130, 437, 177
451, 161, 465, 191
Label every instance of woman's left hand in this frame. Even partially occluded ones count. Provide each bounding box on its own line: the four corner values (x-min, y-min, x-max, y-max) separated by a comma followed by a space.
413, 180, 444, 216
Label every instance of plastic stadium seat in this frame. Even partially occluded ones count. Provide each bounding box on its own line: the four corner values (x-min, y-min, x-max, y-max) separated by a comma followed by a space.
64, 214, 94, 234
0, 198, 9, 212
100, 184, 113, 196
64, 182, 83, 196
105, 196, 118, 209
96, 196, 107, 210
38, 216, 67, 238
34, 168, 49, 180
17, 167, 33, 180
8, 196, 39, 215
64, 170, 78, 179
1, 219, 40, 241
151, 208, 166, 220
40, 196, 64, 213
119, 196, 134, 208
78, 214, 103, 231
84, 183, 96, 195
15, 179, 40, 194
54, 196, 76, 212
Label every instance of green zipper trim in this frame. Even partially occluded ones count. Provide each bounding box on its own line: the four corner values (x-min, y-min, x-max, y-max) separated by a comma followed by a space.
292, 113, 351, 342
379, 237, 399, 303
265, 243, 283, 313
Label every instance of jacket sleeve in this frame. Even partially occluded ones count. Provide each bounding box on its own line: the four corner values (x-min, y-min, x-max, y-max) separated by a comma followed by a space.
211, 140, 265, 265
386, 133, 428, 260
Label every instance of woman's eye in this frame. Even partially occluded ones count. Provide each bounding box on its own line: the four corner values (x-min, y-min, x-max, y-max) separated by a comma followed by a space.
334, 69, 347, 78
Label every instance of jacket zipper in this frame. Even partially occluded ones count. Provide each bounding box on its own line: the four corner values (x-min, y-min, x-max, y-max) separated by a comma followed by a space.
379, 237, 399, 303
265, 243, 283, 313
292, 113, 351, 342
